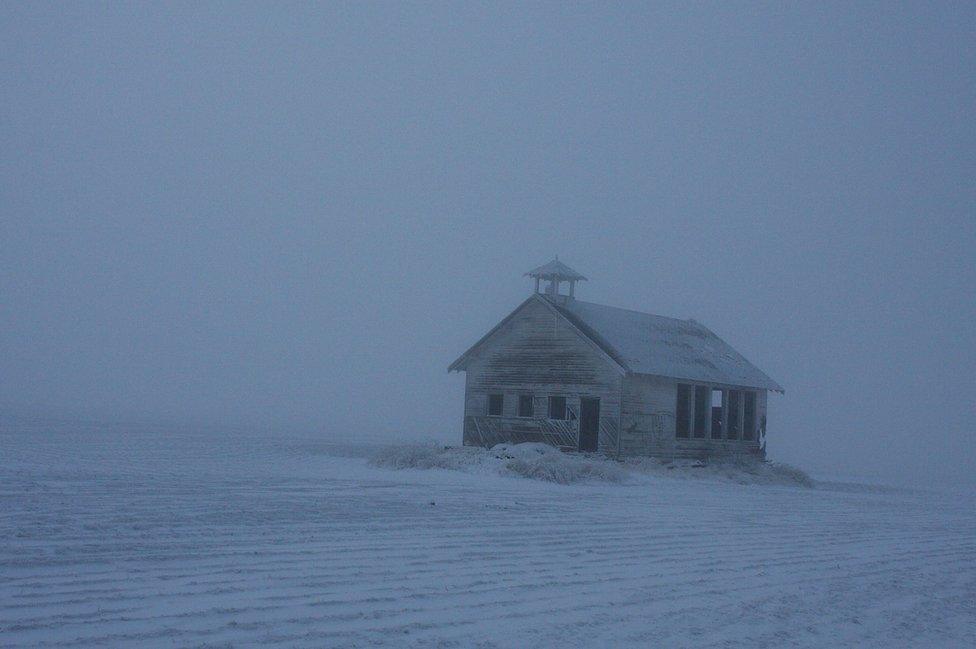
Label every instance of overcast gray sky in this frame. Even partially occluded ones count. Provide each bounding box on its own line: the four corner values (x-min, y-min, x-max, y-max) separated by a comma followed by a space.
2, 2, 974, 486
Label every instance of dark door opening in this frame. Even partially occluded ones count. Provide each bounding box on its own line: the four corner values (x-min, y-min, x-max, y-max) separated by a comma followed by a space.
579, 397, 600, 452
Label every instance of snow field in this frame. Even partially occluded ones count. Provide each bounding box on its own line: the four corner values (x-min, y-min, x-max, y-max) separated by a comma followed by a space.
1, 422, 973, 648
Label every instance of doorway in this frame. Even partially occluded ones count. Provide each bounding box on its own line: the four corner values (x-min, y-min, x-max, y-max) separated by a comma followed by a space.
579, 397, 600, 452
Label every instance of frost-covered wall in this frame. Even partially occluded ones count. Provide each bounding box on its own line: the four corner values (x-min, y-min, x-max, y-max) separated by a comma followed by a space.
460, 298, 622, 453
620, 374, 766, 459
620, 374, 677, 455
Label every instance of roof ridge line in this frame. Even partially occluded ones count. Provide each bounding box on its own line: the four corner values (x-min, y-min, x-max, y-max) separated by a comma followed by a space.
568, 298, 694, 323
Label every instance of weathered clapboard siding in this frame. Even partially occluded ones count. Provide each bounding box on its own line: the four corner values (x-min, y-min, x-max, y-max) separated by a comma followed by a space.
619, 374, 765, 460
461, 298, 623, 454
619, 374, 676, 456
663, 440, 763, 460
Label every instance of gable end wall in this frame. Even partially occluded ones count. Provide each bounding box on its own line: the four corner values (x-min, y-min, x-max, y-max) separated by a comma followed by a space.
461, 298, 622, 453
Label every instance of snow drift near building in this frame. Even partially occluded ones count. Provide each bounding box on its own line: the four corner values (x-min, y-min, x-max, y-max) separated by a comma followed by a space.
370, 442, 628, 484
370, 442, 813, 487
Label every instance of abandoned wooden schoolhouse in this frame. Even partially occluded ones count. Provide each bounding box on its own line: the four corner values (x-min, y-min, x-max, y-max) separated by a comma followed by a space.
448, 259, 783, 459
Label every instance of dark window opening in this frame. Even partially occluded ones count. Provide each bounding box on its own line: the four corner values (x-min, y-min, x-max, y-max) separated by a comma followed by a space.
487, 393, 504, 417
548, 396, 567, 420
727, 390, 741, 439
518, 394, 534, 418
694, 386, 709, 438
676, 384, 691, 438
743, 392, 757, 440
711, 389, 724, 439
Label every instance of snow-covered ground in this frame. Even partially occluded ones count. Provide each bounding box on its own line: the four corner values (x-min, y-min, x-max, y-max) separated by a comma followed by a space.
1, 420, 974, 648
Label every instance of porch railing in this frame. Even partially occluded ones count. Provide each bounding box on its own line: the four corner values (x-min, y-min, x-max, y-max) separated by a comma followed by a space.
463, 415, 619, 454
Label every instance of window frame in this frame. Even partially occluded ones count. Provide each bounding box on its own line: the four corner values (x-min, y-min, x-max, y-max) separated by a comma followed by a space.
517, 394, 534, 418
676, 384, 692, 438
693, 386, 710, 438
548, 395, 568, 420
743, 391, 757, 441
486, 393, 504, 417
710, 388, 724, 439
727, 389, 741, 439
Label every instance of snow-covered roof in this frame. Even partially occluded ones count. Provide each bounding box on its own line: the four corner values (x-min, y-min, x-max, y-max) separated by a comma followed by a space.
553, 298, 784, 392
524, 259, 587, 281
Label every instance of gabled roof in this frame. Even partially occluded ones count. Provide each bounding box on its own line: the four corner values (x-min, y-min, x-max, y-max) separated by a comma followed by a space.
553, 299, 783, 392
448, 295, 627, 375
449, 294, 783, 392
524, 259, 587, 281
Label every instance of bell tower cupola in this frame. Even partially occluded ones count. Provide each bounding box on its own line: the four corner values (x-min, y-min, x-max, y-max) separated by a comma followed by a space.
524, 257, 587, 303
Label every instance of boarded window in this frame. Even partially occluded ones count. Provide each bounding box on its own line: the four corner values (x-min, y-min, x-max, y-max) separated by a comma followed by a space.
727, 390, 741, 439
518, 394, 534, 418
743, 392, 757, 440
548, 396, 567, 420
487, 393, 504, 417
694, 386, 709, 438
676, 384, 691, 438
